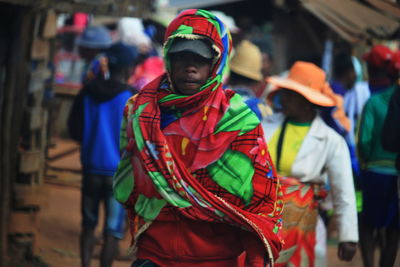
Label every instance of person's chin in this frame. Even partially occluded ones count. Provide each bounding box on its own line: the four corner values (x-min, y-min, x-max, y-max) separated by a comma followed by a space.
176, 84, 200, 95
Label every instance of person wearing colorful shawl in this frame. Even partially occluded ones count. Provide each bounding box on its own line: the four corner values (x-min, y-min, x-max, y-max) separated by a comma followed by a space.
113, 9, 283, 267
262, 61, 358, 267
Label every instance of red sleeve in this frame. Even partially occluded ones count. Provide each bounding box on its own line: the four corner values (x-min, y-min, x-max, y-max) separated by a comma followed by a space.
240, 230, 269, 267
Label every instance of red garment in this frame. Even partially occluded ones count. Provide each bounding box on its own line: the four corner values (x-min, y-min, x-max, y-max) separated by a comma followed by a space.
73, 13, 88, 29
138, 206, 267, 267
128, 56, 165, 90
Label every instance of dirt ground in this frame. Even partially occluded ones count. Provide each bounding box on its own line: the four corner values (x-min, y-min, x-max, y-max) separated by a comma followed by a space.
37, 183, 132, 267
36, 183, 400, 267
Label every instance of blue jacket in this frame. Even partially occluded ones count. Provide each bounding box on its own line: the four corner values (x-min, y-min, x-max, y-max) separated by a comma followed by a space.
68, 80, 136, 175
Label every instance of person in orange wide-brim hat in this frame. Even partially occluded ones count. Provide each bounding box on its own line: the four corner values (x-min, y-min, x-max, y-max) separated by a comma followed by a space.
262, 61, 359, 267
267, 61, 335, 106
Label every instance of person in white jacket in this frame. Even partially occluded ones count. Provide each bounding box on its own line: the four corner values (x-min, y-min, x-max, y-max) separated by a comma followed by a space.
262, 61, 358, 267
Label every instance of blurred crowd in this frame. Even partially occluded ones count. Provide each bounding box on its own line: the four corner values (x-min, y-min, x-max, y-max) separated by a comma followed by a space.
59, 10, 400, 267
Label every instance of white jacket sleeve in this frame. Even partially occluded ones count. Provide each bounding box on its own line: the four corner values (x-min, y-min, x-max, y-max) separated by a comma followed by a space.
326, 135, 359, 242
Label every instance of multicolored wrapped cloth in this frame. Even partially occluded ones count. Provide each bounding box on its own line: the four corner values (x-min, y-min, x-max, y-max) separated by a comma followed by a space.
275, 177, 327, 267
114, 9, 283, 264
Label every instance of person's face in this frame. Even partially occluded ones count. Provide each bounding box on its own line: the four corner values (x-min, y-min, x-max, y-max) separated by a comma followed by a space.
344, 68, 356, 90
279, 89, 314, 118
367, 64, 393, 86
169, 52, 212, 95
78, 46, 103, 62
261, 52, 272, 77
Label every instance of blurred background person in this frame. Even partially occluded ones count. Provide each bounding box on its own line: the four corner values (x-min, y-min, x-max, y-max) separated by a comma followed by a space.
382, 50, 400, 171
117, 17, 153, 55
254, 48, 274, 99
210, 10, 242, 47
76, 25, 113, 77
263, 61, 358, 267
77, 25, 114, 86
321, 53, 370, 216
364, 45, 396, 95
117, 17, 165, 90
323, 53, 357, 136
357, 45, 399, 267
227, 40, 272, 120
68, 42, 139, 267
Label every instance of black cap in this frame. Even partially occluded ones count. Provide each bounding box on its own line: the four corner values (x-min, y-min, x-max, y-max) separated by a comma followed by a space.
106, 42, 138, 66
168, 38, 214, 59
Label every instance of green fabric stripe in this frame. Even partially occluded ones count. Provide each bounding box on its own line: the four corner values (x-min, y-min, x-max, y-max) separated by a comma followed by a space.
149, 171, 192, 208
113, 157, 134, 204
208, 76, 221, 91
174, 24, 194, 35
134, 194, 167, 221
119, 117, 128, 151
215, 94, 259, 135
287, 120, 312, 126
356, 190, 362, 213
158, 76, 220, 103
159, 94, 188, 103
132, 102, 148, 151
366, 160, 397, 169
207, 149, 254, 205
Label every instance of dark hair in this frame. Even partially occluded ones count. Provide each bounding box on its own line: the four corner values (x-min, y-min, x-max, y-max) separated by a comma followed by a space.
106, 43, 138, 66
367, 63, 393, 81
108, 63, 134, 76
106, 42, 139, 77
333, 53, 354, 79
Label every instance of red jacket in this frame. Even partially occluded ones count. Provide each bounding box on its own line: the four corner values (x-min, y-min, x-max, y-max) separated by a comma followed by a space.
137, 206, 267, 267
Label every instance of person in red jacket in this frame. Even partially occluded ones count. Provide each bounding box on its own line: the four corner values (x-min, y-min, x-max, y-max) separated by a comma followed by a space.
113, 9, 283, 267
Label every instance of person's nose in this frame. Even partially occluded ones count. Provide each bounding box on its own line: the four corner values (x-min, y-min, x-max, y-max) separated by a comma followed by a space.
183, 59, 198, 72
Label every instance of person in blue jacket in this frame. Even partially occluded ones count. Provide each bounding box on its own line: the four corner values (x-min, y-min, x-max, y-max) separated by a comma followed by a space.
68, 42, 139, 267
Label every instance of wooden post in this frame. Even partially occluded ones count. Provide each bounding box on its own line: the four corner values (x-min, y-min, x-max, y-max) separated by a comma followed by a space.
0, 4, 34, 265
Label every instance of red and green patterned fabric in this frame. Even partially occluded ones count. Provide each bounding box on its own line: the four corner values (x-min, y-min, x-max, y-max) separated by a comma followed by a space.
113, 9, 283, 263
275, 177, 321, 267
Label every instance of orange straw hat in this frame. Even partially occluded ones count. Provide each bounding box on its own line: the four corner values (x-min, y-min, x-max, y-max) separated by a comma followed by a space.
267, 61, 335, 106
267, 61, 350, 131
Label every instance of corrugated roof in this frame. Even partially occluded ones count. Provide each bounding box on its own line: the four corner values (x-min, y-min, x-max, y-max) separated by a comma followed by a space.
366, 0, 400, 19
302, 0, 400, 42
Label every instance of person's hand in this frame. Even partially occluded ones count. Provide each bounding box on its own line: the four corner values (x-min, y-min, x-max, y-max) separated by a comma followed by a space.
338, 242, 357, 261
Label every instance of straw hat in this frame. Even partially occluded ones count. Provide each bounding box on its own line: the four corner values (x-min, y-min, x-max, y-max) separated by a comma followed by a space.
230, 40, 263, 81
267, 61, 335, 107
